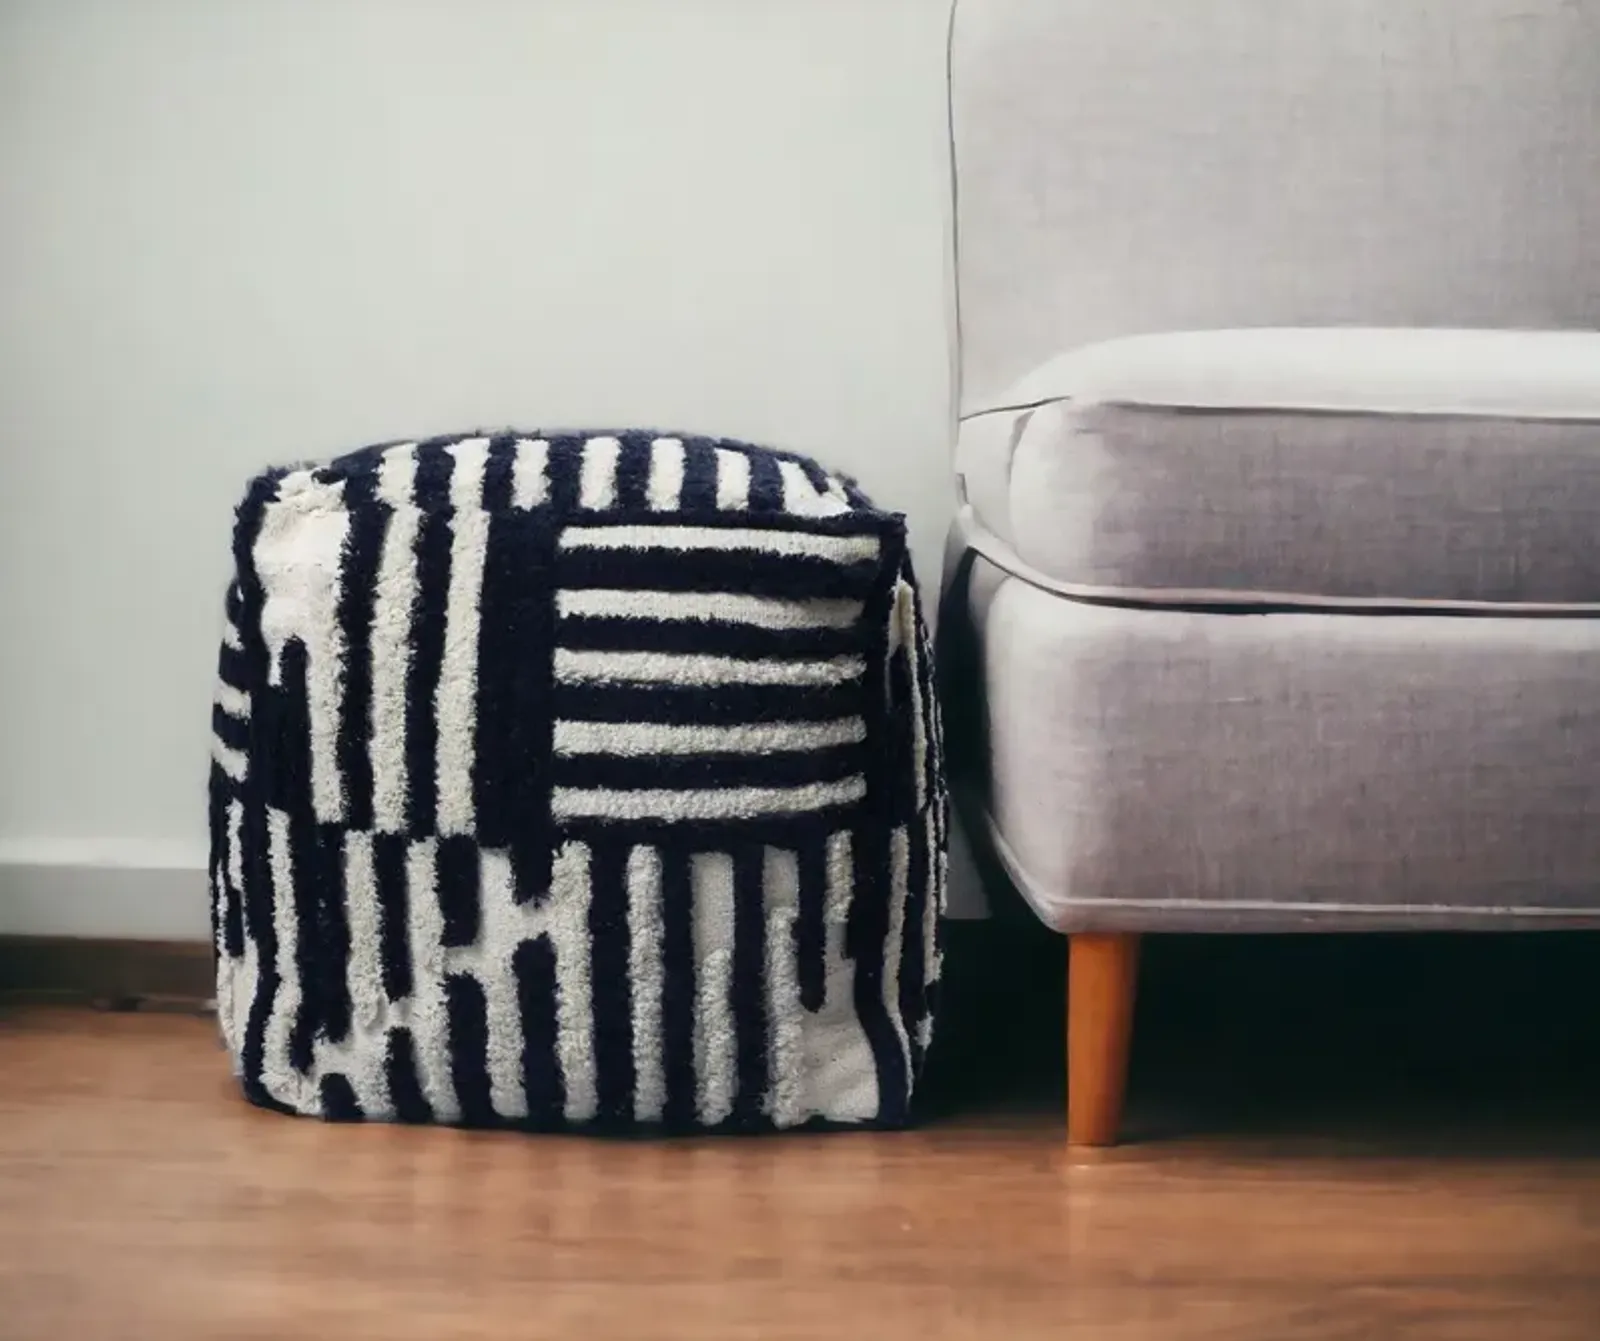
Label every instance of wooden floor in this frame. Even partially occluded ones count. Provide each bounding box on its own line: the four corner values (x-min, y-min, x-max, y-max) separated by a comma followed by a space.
4, 929, 1600, 1340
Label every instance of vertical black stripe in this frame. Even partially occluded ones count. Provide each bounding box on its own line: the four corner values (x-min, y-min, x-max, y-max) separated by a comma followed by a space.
911, 566, 945, 1057
659, 849, 698, 1128
217, 644, 251, 694
514, 936, 565, 1124
795, 455, 833, 494
475, 437, 522, 863
794, 836, 828, 1013
336, 470, 383, 832
207, 773, 226, 962
516, 517, 559, 904
437, 835, 480, 948
286, 810, 319, 1076
478, 511, 556, 905
445, 974, 496, 1126
405, 443, 454, 836
747, 448, 785, 512
373, 833, 412, 1002
887, 642, 917, 824
902, 822, 930, 1079
847, 519, 911, 1125
473, 511, 521, 848
230, 473, 294, 1114
482, 433, 517, 514
313, 821, 352, 1045
239, 801, 290, 1113
260, 639, 312, 816
386, 1028, 433, 1123
848, 826, 906, 1126
614, 432, 652, 512
256, 635, 324, 1078
729, 845, 769, 1127
840, 477, 874, 509
545, 435, 582, 515
222, 830, 245, 961
587, 845, 634, 1124
319, 1073, 363, 1122
680, 437, 718, 512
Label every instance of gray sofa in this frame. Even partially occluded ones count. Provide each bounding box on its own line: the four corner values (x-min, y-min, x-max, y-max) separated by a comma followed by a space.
943, 0, 1600, 1143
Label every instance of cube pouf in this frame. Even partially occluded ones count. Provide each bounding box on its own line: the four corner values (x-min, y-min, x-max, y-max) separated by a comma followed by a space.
208, 431, 946, 1132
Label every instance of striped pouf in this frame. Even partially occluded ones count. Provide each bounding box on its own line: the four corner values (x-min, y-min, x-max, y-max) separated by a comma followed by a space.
208, 431, 945, 1132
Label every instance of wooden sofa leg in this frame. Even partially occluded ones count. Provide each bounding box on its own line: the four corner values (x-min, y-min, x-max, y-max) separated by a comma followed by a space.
1067, 933, 1141, 1146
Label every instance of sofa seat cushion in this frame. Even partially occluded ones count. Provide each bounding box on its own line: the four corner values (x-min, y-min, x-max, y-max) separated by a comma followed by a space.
957, 328, 1600, 609
951, 554, 1600, 933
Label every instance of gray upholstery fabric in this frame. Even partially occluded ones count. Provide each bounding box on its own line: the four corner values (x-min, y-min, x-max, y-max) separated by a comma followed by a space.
945, 0, 1600, 933
994, 401, 1600, 605
950, 0, 1600, 414
954, 556, 1600, 932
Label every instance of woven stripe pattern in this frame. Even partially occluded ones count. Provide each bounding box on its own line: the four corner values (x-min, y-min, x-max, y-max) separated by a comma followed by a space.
208, 431, 945, 1131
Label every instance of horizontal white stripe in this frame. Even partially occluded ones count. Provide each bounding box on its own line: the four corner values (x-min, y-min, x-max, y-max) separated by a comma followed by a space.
222, 618, 243, 652
211, 737, 247, 782
559, 524, 879, 564
556, 588, 861, 630
554, 649, 864, 687
553, 717, 866, 757
552, 776, 865, 821
214, 681, 251, 719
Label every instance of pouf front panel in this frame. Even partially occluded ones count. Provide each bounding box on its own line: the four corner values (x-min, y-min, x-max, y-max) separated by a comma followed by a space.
208, 432, 944, 1131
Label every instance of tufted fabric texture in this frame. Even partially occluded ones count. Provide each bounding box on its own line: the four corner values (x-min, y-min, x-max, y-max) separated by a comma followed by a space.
208, 431, 945, 1132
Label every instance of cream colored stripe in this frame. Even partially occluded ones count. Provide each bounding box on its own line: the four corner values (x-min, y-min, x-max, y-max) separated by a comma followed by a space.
512, 438, 549, 508
647, 438, 685, 512
435, 438, 490, 836
715, 448, 750, 511
552, 776, 865, 823
214, 680, 251, 719
884, 825, 911, 1076
554, 648, 863, 687
692, 851, 737, 1125
370, 445, 418, 832
211, 737, 247, 782
261, 808, 311, 1111
580, 436, 621, 510
405, 838, 460, 1123
627, 845, 666, 1122
553, 717, 865, 757
550, 841, 598, 1122
559, 524, 878, 563
763, 846, 805, 1128
556, 588, 861, 630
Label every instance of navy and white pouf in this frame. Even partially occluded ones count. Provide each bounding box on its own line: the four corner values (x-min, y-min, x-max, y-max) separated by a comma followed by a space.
208, 431, 945, 1132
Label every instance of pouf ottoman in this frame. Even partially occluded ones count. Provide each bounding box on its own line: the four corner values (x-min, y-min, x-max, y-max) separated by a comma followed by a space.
208, 431, 944, 1132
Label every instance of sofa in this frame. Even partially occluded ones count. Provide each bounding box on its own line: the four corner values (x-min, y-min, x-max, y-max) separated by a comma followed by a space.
942, 0, 1600, 1143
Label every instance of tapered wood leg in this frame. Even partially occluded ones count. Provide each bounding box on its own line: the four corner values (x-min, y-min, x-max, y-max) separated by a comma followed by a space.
1067, 933, 1141, 1146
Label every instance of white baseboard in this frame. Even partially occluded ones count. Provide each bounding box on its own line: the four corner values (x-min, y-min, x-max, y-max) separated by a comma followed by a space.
0, 851, 209, 941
